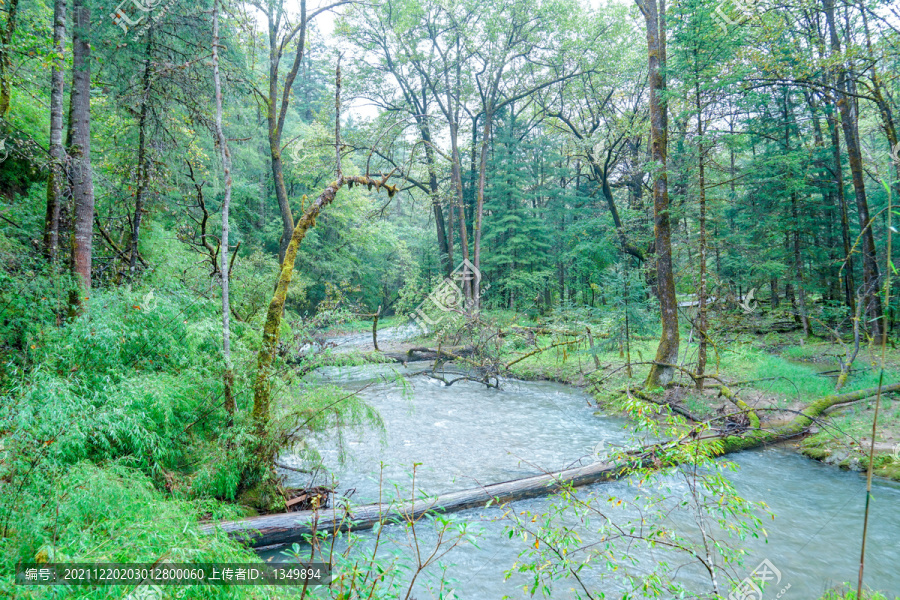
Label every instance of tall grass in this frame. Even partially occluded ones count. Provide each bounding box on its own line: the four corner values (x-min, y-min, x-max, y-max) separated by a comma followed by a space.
0, 284, 386, 597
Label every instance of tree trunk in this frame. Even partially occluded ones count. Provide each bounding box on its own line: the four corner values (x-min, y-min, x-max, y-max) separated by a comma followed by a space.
628, 137, 644, 210
826, 109, 856, 312
792, 193, 810, 336
265, 0, 308, 263
270, 136, 294, 263
696, 79, 708, 389
252, 175, 395, 438
783, 90, 809, 336
591, 148, 644, 261
473, 107, 493, 308
437, 37, 466, 286
254, 60, 392, 440
129, 31, 153, 279
638, 0, 679, 388
43, 0, 66, 263
451, 123, 471, 299
212, 0, 235, 421
824, 0, 882, 342
421, 120, 451, 277
0, 0, 18, 117
69, 0, 95, 301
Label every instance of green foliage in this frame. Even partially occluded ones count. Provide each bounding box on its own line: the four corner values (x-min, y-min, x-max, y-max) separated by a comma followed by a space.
595, 263, 655, 352
0, 282, 388, 578
2, 0, 900, 594
0, 463, 297, 599
820, 588, 896, 600
503, 396, 767, 599
481, 109, 554, 309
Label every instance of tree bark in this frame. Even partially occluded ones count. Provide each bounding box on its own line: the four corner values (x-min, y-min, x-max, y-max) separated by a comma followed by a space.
421, 120, 452, 277
265, 0, 309, 263
792, 193, 810, 336
826, 109, 856, 313
44, 0, 66, 263
429, 29, 468, 289
824, 0, 882, 342
472, 103, 495, 308
695, 78, 708, 388
129, 31, 153, 279
253, 65, 395, 440
638, 0, 679, 388
452, 126, 471, 299
212, 0, 235, 421
443, 46, 465, 280
0, 0, 18, 117
68, 0, 95, 300
783, 89, 809, 336
252, 175, 396, 437
203, 457, 640, 547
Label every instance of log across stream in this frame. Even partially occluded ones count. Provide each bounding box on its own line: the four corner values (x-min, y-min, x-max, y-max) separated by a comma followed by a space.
204, 373, 881, 549
202, 458, 630, 547
202, 363, 900, 597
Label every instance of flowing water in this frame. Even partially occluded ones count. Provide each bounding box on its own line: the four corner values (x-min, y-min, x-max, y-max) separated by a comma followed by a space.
269, 355, 900, 598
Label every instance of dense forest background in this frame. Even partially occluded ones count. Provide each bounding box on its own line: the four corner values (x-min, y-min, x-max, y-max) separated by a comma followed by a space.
2, 0, 897, 327
1, 0, 899, 597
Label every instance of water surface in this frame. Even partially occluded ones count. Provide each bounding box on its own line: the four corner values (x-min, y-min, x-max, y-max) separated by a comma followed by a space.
272, 361, 900, 598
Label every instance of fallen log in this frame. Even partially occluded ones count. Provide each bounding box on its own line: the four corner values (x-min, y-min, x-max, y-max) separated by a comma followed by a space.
500, 326, 656, 342
202, 382, 900, 547
378, 346, 474, 363
717, 382, 900, 452
200, 458, 635, 547
735, 320, 799, 334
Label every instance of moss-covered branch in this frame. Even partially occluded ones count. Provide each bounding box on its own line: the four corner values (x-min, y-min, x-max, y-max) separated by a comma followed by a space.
251, 174, 397, 437
717, 384, 760, 429
716, 382, 900, 453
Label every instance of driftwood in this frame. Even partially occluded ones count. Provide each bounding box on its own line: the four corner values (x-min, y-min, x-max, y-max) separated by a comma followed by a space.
378, 346, 474, 363
283, 486, 331, 512
202, 382, 900, 548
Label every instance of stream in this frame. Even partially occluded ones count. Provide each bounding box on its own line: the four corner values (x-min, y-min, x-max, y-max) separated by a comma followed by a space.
267, 345, 900, 598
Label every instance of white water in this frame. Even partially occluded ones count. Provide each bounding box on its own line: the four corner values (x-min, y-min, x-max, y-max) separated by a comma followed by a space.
268, 354, 900, 599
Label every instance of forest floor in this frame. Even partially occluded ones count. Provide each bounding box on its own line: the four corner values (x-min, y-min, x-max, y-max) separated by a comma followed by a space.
327, 310, 900, 482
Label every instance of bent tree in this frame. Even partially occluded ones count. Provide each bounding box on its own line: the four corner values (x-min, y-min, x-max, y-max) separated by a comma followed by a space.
636, 0, 678, 387
252, 64, 398, 447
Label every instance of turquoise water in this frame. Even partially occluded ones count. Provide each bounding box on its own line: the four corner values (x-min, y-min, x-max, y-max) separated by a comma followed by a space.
268, 361, 900, 599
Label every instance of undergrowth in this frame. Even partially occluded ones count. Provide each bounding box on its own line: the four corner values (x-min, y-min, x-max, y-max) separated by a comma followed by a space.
0, 279, 385, 597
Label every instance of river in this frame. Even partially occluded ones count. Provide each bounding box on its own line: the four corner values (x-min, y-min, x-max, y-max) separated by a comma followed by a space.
268, 358, 900, 599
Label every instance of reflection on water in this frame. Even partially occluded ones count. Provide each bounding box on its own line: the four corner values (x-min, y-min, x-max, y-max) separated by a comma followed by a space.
270, 362, 900, 599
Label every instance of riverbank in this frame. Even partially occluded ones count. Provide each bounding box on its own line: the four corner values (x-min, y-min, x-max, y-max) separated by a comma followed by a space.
294, 319, 900, 599
330, 312, 900, 482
